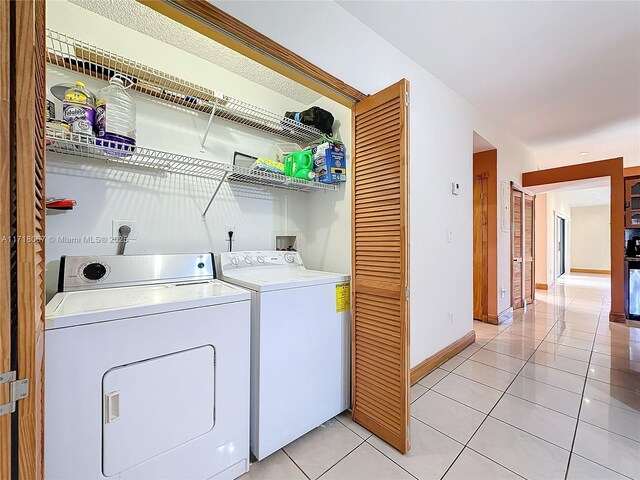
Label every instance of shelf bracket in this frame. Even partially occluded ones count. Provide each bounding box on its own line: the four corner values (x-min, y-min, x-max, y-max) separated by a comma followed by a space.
202, 171, 229, 218
200, 100, 218, 152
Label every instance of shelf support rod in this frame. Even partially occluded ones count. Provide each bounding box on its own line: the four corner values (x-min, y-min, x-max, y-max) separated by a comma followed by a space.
200, 101, 218, 152
202, 171, 229, 218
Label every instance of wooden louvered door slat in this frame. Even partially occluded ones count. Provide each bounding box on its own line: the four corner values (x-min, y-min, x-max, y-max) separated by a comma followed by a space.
13, 1, 47, 478
0, 0, 12, 477
512, 189, 523, 310
352, 80, 410, 453
524, 194, 535, 305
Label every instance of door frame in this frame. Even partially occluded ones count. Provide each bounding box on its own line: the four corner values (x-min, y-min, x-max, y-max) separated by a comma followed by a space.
472, 149, 498, 323
523, 158, 624, 322
555, 213, 569, 279
142, 0, 412, 453
32, 0, 410, 462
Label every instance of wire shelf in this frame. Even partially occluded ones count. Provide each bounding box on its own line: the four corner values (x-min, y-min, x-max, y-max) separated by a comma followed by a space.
45, 128, 338, 195
45, 29, 324, 144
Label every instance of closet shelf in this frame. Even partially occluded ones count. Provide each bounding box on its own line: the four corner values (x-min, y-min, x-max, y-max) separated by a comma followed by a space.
45, 128, 337, 197
45, 29, 324, 145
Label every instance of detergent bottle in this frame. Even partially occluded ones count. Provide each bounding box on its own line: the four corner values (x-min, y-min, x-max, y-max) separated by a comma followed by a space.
284, 150, 315, 181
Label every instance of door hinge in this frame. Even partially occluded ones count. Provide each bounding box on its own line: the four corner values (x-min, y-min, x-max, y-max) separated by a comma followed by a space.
404, 91, 410, 106
405, 287, 410, 300
0, 371, 29, 417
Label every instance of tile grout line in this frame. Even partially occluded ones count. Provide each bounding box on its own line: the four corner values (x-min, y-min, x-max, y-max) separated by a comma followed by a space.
563, 298, 607, 480
280, 448, 312, 480
440, 302, 571, 480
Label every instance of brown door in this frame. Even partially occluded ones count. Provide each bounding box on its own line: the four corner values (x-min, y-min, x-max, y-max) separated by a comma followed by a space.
524, 194, 535, 305
352, 80, 410, 453
473, 175, 488, 321
512, 189, 523, 309
0, 0, 12, 476
2, 1, 47, 478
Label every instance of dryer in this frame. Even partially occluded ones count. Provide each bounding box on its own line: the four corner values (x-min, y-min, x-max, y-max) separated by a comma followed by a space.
216, 251, 351, 460
45, 253, 251, 479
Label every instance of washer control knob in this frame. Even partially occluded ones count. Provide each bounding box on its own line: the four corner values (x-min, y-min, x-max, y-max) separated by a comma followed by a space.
82, 262, 107, 281
230, 257, 240, 266
244, 256, 253, 265
257, 255, 265, 264
284, 253, 295, 263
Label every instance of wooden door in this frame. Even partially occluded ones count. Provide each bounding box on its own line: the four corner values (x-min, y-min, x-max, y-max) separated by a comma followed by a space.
512, 189, 523, 309
473, 175, 488, 321
524, 194, 535, 305
352, 79, 410, 453
0, 0, 12, 477
2, 1, 47, 479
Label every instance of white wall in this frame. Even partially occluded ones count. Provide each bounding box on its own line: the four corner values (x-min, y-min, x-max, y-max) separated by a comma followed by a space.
571, 205, 611, 271
544, 191, 573, 284
213, 1, 538, 366
534, 194, 548, 286
45, 1, 351, 299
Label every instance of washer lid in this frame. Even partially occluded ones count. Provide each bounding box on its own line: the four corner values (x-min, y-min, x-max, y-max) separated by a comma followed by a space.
219, 268, 350, 292
45, 280, 250, 330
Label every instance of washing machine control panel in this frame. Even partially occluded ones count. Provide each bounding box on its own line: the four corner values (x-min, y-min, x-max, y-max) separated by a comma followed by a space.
220, 251, 304, 271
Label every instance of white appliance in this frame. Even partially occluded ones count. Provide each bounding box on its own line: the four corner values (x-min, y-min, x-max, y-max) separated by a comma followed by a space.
45, 253, 251, 480
216, 250, 351, 460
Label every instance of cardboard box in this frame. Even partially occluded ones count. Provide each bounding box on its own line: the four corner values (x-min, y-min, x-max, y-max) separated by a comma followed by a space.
312, 142, 347, 184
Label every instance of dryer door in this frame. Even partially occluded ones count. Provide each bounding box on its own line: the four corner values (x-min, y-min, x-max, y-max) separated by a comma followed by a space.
102, 345, 215, 476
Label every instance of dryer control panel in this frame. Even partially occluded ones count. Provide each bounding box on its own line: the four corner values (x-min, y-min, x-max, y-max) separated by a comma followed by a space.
219, 251, 304, 272
58, 253, 215, 292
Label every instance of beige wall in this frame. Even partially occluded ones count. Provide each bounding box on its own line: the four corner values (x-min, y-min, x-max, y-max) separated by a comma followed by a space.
571, 205, 611, 271
534, 194, 548, 286
535, 191, 573, 286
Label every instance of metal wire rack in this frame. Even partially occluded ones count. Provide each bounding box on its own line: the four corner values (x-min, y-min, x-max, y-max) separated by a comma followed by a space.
45, 128, 337, 216
45, 29, 324, 145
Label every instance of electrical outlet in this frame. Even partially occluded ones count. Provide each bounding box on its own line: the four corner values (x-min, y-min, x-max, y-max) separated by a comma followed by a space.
501, 286, 506, 298
447, 228, 453, 243
112, 220, 137, 240
448, 311, 454, 324
225, 225, 235, 237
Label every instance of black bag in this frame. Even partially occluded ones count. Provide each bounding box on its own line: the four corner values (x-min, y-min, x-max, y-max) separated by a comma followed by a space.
285, 106, 334, 136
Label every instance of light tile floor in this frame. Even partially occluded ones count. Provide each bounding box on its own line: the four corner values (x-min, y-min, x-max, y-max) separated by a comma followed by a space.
240, 274, 640, 480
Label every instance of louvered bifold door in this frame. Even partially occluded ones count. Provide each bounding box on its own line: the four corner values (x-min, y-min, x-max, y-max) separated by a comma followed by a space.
14, 1, 47, 478
512, 189, 523, 310
524, 194, 535, 305
0, 0, 13, 477
351, 80, 410, 453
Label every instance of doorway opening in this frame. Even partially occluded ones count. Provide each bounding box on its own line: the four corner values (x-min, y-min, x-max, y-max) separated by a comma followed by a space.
473, 133, 498, 323
557, 215, 566, 278
529, 178, 611, 289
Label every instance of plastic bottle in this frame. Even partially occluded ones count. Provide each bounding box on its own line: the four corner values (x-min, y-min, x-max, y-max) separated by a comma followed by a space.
62, 81, 95, 136
95, 75, 136, 155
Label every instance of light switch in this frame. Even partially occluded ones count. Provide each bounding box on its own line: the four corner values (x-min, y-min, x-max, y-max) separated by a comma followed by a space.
451, 182, 460, 195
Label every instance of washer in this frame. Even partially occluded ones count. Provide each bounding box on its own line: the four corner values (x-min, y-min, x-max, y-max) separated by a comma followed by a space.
45, 253, 251, 480
216, 251, 351, 460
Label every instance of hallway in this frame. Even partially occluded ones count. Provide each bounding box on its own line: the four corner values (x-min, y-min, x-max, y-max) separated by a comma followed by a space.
243, 273, 639, 479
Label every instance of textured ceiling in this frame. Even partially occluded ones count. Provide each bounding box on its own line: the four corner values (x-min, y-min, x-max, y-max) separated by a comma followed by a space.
67, 0, 322, 105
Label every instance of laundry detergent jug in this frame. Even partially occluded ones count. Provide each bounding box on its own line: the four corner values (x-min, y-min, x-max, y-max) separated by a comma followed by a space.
284, 150, 315, 181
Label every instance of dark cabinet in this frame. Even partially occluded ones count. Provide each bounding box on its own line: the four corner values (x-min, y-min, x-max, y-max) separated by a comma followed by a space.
625, 177, 640, 228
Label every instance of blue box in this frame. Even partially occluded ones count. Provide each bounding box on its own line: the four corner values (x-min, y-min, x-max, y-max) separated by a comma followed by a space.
312, 142, 347, 184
